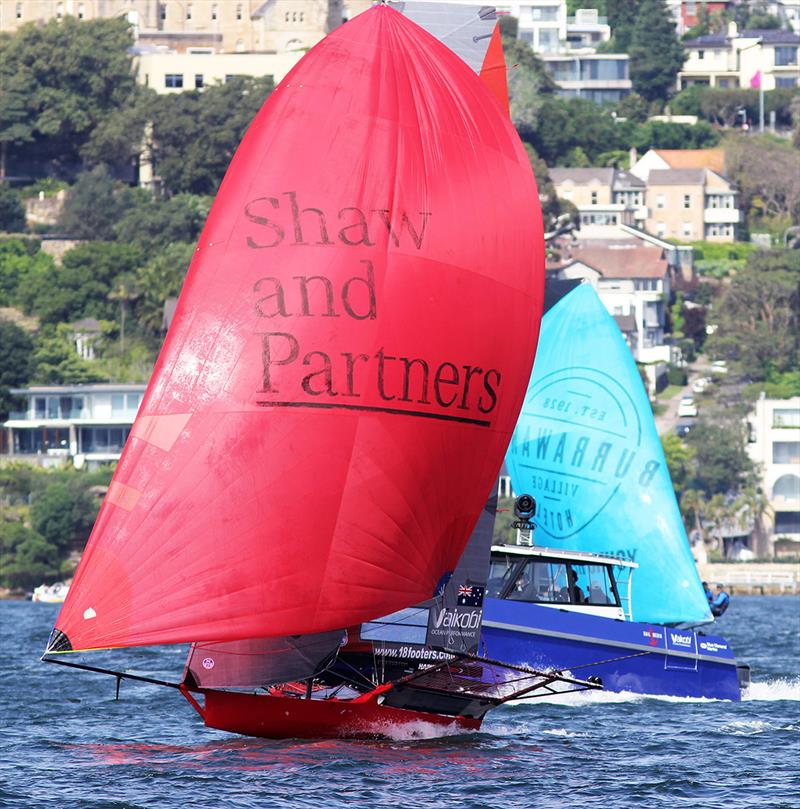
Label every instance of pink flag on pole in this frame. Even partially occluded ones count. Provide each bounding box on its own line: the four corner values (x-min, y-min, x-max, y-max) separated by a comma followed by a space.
750, 70, 761, 89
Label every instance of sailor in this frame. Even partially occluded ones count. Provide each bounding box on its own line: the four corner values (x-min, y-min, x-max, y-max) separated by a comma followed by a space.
570, 570, 587, 604
710, 584, 731, 617
703, 581, 714, 604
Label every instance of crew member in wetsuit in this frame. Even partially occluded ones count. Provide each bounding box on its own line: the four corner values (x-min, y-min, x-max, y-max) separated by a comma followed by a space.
703, 581, 714, 604
710, 584, 730, 617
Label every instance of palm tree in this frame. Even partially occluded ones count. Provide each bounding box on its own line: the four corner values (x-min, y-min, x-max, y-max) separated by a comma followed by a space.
107, 275, 141, 355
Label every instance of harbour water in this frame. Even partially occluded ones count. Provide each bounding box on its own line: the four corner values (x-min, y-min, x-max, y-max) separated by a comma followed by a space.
1, 596, 798, 808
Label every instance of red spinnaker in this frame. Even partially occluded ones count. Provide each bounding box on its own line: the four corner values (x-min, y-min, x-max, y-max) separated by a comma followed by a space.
52, 6, 544, 653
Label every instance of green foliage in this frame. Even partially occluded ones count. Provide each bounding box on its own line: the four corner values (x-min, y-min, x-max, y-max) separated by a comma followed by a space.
0, 318, 33, 418
0, 17, 138, 178
671, 87, 800, 128
18, 240, 143, 325
56, 165, 130, 240
690, 241, 757, 262
684, 415, 755, 496
670, 291, 685, 335
506, 39, 558, 138
29, 323, 106, 384
630, 120, 718, 151
705, 249, 800, 381
607, 0, 638, 52
725, 134, 800, 224
628, 0, 685, 103
149, 76, 274, 196
30, 480, 96, 551
615, 92, 650, 123
498, 15, 518, 38
661, 433, 695, 494
0, 521, 60, 590
666, 363, 687, 386
0, 183, 25, 232
134, 241, 194, 335
743, 370, 800, 401
113, 192, 211, 254
0, 237, 41, 304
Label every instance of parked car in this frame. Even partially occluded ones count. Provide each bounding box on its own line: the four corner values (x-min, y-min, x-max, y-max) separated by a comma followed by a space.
677, 396, 698, 417
692, 376, 711, 394
675, 420, 694, 437
710, 360, 728, 375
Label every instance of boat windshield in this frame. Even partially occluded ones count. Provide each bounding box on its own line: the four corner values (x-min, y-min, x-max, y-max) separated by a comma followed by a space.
486, 554, 523, 598
499, 558, 620, 607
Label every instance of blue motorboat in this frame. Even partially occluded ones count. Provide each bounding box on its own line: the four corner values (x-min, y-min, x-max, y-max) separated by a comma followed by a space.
481, 284, 749, 700
482, 543, 747, 700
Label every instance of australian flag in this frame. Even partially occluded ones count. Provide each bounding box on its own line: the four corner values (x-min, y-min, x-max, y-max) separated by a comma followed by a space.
456, 584, 485, 607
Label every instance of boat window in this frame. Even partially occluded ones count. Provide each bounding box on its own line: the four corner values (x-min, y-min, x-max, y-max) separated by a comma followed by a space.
486, 555, 521, 598
506, 560, 569, 604
569, 564, 619, 607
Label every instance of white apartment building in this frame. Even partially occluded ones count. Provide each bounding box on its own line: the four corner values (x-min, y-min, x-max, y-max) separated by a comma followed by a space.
747, 395, 800, 557
680, 23, 800, 91
2, 384, 145, 469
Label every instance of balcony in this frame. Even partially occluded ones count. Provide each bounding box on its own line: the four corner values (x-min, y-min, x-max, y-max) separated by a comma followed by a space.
704, 207, 741, 224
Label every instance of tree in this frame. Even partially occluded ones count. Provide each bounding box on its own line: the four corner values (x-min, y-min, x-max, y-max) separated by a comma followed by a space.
628, 0, 685, 103
0, 318, 33, 419
149, 76, 274, 196
113, 192, 211, 255
56, 165, 129, 240
706, 250, 800, 381
30, 325, 106, 384
30, 480, 97, 552
607, 0, 638, 51
725, 135, 800, 224
615, 92, 650, 123
135, 241, 194, 335
0, 521, 60, 590
0, 17, 138, 178
18, 240, 143, 325
684, 416, 755, 496
0, 183, 25, 231
661, 433, 695, 494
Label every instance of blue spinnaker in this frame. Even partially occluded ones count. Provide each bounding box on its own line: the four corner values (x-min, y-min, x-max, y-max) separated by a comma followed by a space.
505, 284, 712, 626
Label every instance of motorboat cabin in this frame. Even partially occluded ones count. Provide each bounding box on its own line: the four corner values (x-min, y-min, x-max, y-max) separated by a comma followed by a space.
487, 544, 638, 622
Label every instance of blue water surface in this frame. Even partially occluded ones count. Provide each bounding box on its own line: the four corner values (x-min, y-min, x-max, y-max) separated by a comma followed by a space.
1, 596, 798, 808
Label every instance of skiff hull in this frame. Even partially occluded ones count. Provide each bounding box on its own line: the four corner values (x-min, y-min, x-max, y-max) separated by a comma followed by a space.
187, 687, 481, 740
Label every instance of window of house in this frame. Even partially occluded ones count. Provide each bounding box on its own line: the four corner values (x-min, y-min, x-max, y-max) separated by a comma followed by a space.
160, 3, 166, 21
656, 194, 665, 208
773, 442, 800, 465
683, 194, 691, 209
236, 4, 243, 20
775, 46, 798, 66
776, 76, 797, 88
656, 222, 666, 237
195, 74, 204, 89
591, 191, 598, 204
697, 49, 705, 60
56, 1, 63, 18
35, 397, 46, 418
47, 398, 59, 418
111, 394, 125, 415
186, 3, 192, 20
78, 3, 85, 18
211, 4, 218, 20
774, 409, 800, 428
299, 11, 304, 21
165, 73, 184, 88
15, 3, 22, 19
126, 394, 141, 411
682, 223, 692, 237
538, 28, 559, 51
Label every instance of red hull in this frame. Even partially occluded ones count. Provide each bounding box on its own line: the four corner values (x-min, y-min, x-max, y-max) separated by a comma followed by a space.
186, 687, 482, 740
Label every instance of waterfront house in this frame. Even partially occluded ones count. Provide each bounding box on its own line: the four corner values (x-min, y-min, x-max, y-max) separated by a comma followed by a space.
2, 384, 146, 470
